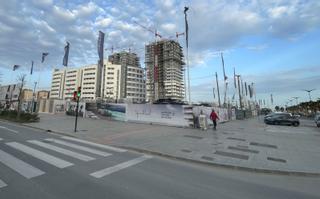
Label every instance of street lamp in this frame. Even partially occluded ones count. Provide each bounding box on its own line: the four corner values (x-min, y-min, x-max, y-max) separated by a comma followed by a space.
302, 89, 316, 101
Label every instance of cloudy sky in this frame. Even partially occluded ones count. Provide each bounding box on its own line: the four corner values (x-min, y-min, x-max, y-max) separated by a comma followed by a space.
0, 0, 319, 107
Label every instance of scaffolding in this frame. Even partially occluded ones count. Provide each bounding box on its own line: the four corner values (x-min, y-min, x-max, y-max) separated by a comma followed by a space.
145, 40, 185, 102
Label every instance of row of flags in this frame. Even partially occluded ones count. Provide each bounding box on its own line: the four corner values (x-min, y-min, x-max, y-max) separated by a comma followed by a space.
13, 30, 105, 75
12, 42, 70, 74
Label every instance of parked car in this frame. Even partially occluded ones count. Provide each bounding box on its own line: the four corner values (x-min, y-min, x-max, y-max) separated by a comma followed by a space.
315, 114, 320, 128
264, 114, 300, 126
264, 112, 291, 119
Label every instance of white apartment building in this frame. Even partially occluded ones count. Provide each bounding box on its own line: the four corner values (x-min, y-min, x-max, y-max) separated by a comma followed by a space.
81, 64, 99, 100
50, 52, 145, 103
126, 65, 145, 103
63, 68, 81, 100
104, 62, 122, 101
50, 69, 65, 99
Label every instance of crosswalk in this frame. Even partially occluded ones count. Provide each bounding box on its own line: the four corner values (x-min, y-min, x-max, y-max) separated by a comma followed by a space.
0, 136, 151, 190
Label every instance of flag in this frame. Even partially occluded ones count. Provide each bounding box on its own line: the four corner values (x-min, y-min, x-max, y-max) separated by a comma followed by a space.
41, 52, 49, 63
245, 82, 248, 96
13, 65, 20, 71
97, 31, 105, 67
233, 67, 236, 88
30, 61, 34, 75
248, 85, 252, 98
221, 53, 227, 81
63, 42, 70, 67
184, 6, 189, 48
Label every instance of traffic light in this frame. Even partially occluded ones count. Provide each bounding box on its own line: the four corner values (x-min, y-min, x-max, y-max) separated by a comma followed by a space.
73, 91, 77, 101
77, 86, 81, 97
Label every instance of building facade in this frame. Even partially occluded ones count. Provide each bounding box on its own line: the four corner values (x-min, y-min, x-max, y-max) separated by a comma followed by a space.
0, 84, 22, 109
50, 69, 66, 99
145, 40, 185, 103
81, 64, 99, 100
37, 90, 50, 100
107, 52, 145, 103
49, 52, 145, 103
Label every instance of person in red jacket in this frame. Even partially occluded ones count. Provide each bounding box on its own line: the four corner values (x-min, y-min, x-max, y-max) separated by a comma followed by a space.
210, 109, 219, 130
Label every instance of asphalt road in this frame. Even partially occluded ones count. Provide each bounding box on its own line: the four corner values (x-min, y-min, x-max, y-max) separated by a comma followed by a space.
1, 120, 320, 199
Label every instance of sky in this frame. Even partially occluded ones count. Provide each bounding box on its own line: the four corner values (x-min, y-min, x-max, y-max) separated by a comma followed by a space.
0, 0, 319, 107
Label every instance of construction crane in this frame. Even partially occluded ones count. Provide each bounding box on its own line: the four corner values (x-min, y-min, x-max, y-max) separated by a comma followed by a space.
105, 44, 134, 54
133, 20, 162, 39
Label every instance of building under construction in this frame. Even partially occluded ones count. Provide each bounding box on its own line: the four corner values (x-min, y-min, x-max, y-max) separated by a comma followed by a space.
107, 52, 145, 102
145, 40, 185, 103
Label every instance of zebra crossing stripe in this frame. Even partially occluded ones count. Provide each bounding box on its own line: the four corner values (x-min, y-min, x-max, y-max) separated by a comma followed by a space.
45, 138, 112, 157
6, 142, 73, 169
0, 149, 45, 179
28, 140, 95, 162
61, 136, 127, 152
90, 155, 152, 178
0, 179, 7, 188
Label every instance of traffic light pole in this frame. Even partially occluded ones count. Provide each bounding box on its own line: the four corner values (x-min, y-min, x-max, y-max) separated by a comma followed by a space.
74, 97, 79, 132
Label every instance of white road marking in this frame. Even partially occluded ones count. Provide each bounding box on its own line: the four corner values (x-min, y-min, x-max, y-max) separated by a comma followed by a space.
61, 136, 127, 153
28, 140, 95, 162
45, 138, 112, 157
0, 179, 7, 188
0, 126, 18, 133
90, 155, 152, 178
6, 142, 73, 169
0, 149, 45, 179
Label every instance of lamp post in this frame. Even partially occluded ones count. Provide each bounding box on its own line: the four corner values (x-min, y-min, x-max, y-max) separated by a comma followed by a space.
302, 89, 315, 101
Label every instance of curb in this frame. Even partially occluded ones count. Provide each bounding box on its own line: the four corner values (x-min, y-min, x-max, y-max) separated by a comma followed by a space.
21, 123, 77, 138
115, 145, 320, 177
0, 119, 76, 138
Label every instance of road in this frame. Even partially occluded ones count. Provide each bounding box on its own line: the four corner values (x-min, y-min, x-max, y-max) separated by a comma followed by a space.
1, 121, 320, 199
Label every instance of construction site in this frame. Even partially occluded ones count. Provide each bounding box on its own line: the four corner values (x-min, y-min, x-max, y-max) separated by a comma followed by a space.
145, 40, 185, 103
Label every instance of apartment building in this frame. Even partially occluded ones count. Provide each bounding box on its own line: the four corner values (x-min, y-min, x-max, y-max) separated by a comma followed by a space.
145, 40, 185, 102
0, 84, 21, 103
49, 52, 145, 103
107, 52, 145, 103
104, 62, 122, 101
126, 65, 145, 103
81, 64, 99, 100
50, 69, 66, 99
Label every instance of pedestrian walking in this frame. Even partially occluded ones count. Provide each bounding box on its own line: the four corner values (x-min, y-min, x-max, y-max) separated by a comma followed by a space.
210, 109, 219, 130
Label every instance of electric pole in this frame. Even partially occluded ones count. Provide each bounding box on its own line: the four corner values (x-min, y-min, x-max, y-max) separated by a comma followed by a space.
235, 75, 242, 109
215, 72, 221, 107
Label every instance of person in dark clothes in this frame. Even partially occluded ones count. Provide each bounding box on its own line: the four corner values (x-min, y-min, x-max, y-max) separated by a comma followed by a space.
210, 109, 219, 130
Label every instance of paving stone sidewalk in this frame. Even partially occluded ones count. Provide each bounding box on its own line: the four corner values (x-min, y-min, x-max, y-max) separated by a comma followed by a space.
24, 113, 320, 174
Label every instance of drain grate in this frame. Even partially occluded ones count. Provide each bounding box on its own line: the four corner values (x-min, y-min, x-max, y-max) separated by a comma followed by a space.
228, 146, 259, 154
250, 142, 277, 149
267, 157, 286, 163
214, 150, 249, 160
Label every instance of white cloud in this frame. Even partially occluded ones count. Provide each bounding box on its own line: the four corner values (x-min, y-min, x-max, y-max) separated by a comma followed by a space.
95, 17, 112, 28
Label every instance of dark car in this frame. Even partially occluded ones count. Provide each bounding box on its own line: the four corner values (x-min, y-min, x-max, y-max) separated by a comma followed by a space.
264, 114, 300, 126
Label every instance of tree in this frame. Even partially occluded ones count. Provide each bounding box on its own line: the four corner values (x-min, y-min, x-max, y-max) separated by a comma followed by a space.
275, 106, 280, 111
280, 107, 284, 112
16, 74, 27, 119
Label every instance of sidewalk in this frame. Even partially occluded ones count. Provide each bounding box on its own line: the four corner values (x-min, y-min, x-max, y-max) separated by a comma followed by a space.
24, 113, 320, 175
